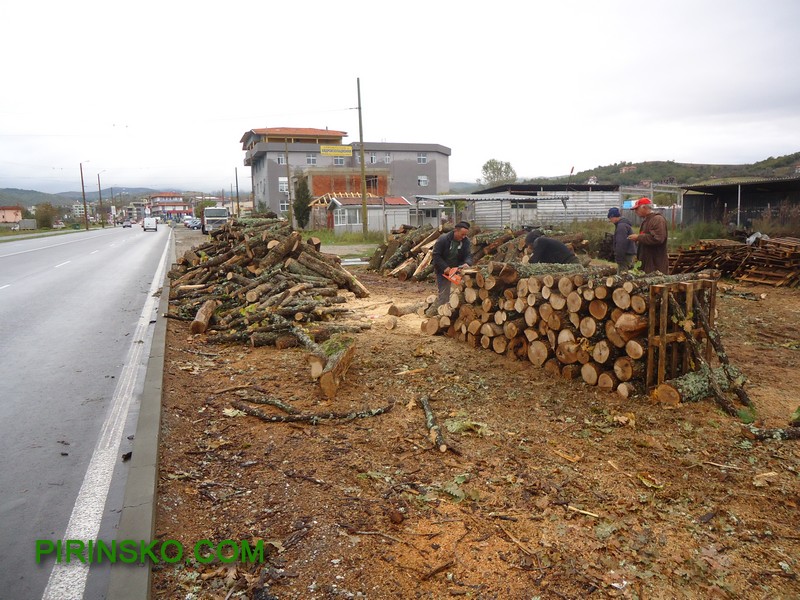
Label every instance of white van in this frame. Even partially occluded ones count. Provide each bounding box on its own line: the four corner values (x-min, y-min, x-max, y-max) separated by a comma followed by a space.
143, 217, 158, 232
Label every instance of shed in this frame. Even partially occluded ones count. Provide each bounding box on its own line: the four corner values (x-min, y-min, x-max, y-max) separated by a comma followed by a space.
327, 195, 412, 235
681, 177, 800, 228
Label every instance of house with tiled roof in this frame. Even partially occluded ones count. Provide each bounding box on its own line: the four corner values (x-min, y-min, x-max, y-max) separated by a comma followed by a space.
325, 195, 412, 234
240, 127, 450, 222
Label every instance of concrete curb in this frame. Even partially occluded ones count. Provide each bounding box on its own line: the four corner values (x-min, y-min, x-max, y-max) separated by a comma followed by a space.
107, 232, 175, 599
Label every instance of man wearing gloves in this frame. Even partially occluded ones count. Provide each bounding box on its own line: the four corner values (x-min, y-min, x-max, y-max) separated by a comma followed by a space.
431, 221, 472, 308
607, 207, 637, 273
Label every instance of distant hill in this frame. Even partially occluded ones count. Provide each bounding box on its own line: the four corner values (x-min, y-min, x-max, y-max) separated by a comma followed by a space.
0, 187, 181, 208
520, 152, 800, 187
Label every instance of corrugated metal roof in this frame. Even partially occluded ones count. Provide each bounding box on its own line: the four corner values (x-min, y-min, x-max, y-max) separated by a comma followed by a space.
330, 196, 411, 207
414, 194, 539, 202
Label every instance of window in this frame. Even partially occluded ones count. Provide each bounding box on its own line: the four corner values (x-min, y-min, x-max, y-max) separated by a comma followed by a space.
278, 177, 288, 193
334, 156, 345, 166
347, 208, 362, 224
417, 175, 429, 187
306, 153, 317, 165
334, 208, 347, 226
279, 198, 289, 213
277, 154, 286, 165
384, 152, 392, 164
369, 152, 377, 164
417, 152, 428, 164
423, 209, 438, 218
366, 175, 378, 194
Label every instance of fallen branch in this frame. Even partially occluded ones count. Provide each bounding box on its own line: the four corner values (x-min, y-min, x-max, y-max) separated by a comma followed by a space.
231, 400, 392, 424
741, 424, 800, 441
417, 395, 460, 455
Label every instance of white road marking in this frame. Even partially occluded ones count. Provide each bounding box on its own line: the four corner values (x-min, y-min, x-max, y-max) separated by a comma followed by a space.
53, 261, 71, 268
41, 232, 172, 600
0, 231, 117, 260
0, 284, 9, 290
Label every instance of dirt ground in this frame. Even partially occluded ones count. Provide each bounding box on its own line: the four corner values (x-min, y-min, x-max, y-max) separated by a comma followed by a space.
152, 228, 800, 600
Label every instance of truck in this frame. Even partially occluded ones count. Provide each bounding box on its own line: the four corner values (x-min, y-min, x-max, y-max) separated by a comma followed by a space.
202, 207, 230, 234
143, 217, 158, 232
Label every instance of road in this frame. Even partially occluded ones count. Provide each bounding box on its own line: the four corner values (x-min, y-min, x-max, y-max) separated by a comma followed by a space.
0, 225, 172, 599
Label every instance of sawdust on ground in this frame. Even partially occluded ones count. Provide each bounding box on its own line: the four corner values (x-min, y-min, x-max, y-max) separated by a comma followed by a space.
151, 227, 800, 599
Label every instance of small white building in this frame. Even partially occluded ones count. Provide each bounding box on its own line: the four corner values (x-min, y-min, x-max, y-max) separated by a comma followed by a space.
328, 196, 412, 235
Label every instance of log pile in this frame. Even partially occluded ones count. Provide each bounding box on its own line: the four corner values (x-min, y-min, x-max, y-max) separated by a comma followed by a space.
369, 225, 589, 282
669, 236, 800, 287
167, 218, 371, 349
419, 262, 742, 408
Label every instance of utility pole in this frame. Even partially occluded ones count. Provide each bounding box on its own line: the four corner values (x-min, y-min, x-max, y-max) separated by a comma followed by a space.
80, 162, 89, 230
357, 77, 368, 237
284, 139, 293, 226
235, 167, 241, 217
97, 173, 105, 228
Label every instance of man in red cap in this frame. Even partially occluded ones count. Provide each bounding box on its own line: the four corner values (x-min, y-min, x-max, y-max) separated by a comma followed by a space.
628, 197, 669, 274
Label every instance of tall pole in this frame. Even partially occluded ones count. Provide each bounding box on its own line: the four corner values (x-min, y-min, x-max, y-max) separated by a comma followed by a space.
284, 139, 293, 226
357, 77, 368, 237
97, 173, 105, 228
235, 167, 241, 217
80, 162, 89, 231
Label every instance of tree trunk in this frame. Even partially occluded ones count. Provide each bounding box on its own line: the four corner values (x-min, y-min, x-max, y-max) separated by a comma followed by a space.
654, 365, 743, 408
318, 336, 357, 400
190, 299, 220, 334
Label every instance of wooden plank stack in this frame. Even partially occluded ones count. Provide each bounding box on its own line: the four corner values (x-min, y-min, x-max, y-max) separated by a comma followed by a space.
421, 262, 721, 399
669, 236, 800, 287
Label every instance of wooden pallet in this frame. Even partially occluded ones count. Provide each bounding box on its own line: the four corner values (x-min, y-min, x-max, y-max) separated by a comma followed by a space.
646, 279, 717, 389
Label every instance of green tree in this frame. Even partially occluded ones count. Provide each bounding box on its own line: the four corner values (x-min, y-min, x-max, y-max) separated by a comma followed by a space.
34, 202, 60, 228
478, 159, 517, 187
293, 178, 312, 229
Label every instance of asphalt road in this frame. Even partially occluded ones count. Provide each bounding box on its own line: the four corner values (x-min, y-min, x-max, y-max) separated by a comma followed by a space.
0, 225, 172, 599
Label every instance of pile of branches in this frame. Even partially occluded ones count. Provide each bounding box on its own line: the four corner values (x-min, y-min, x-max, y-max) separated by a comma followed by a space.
167, 218, 371, 347
368, 224, 589, 282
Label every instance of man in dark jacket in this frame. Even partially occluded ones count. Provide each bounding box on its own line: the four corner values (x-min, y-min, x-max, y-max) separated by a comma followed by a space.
525, 230, 580, 264
607, 207, 637, 273
628, 197, 669, 274
431, 221, 472, 307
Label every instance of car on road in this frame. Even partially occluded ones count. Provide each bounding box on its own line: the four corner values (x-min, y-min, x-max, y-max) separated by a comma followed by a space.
122, 219, 132, 228
142, 217, 158, 232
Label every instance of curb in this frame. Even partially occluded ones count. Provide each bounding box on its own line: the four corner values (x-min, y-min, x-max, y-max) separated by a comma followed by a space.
107, 232, 175, 599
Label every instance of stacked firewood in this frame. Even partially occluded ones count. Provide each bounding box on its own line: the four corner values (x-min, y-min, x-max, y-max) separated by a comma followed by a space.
369, 225, 589, 282
420, 262, 722, 399
168, 218, 370, 348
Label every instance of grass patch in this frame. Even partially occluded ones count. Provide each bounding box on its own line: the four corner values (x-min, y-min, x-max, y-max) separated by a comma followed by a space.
301, 229, 384, 245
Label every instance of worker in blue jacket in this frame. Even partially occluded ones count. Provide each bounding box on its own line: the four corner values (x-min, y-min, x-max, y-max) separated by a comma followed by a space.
431, 221, 472, 308
607, 207, 637, 273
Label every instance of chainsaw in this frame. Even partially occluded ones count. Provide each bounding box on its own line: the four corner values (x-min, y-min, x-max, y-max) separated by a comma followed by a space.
443, 270, 463, 285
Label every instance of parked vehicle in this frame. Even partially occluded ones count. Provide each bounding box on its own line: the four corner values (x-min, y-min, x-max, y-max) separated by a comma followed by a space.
188, 218, 202, 230
202, 207, 230, 234
143, 217, 158, 232
122, 219, 132, 228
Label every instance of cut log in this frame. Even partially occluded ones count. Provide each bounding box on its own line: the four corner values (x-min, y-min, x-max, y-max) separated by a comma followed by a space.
579, 316, 599, 339
581, 362, 603, 385
614, 312, 649, 342
597, 371, 619, 392
616, 381, 643, 399
653, 365, 743, 408
387, 301, 426, 316
528, 340, 551, 367
555, 341, 582, 364
591, 339, 617, 365
624, 338, 647, 360
588, 299, 609, 320
318, 335, 357, 400
613, 356, 644, 382
605, 319, 627, 348
190, 299, 220, 334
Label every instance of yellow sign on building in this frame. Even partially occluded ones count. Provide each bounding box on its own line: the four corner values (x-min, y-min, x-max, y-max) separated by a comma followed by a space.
320, 145, 353, 157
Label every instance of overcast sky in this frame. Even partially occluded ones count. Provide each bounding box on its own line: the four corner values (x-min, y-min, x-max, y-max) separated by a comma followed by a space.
2, 0, 798, 195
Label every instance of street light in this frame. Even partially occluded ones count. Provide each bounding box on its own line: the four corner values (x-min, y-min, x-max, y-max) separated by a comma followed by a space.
80, 161, 90, 231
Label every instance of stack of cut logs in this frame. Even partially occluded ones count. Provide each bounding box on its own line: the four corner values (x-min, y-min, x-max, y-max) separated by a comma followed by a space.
370, 224, 589, 282
420, 261, 719, 399
168, 218, 370, 347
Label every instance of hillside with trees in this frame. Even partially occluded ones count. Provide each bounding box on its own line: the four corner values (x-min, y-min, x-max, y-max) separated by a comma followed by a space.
521, 151, 800, 187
